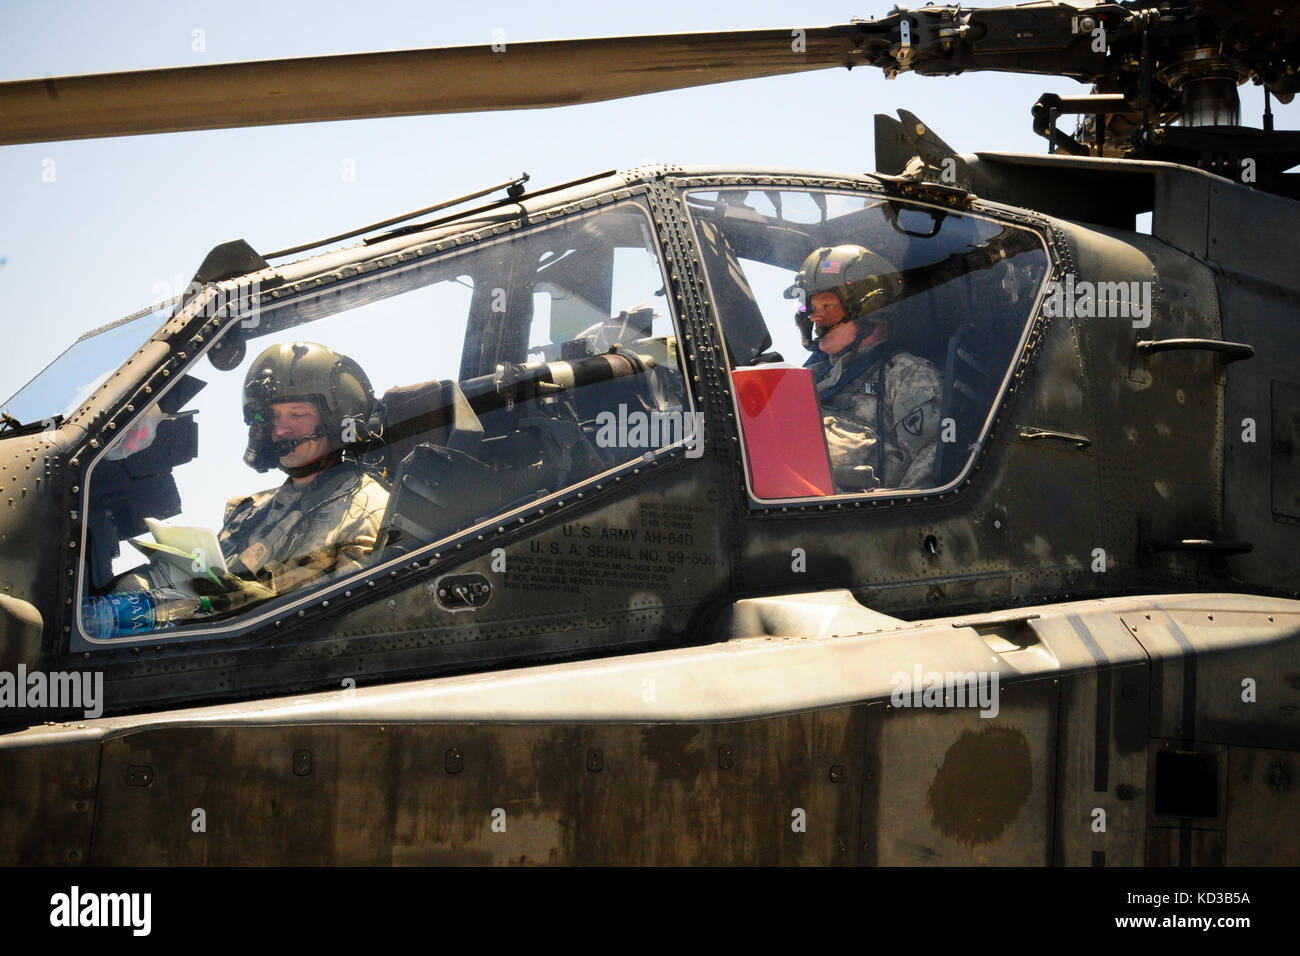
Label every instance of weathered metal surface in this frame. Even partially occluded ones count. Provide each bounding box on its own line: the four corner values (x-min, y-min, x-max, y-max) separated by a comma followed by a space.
1225, 746, 1300, 866
89, 707, 867, 865
871, 679, 1056, 864
2, 0, 1299, 870
1221, 268, 1300, 594
0, 164, 1289, 728
0, 154, 1297, 865
1126, 608, 1300, 751
1, 592, 1294, 864
1147, 825, 1227, 867
0, 732, 99, 865
1054, 663, 1150, 867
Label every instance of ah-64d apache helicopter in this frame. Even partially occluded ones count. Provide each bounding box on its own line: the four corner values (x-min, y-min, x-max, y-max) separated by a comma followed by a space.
0, 1, 1297, 866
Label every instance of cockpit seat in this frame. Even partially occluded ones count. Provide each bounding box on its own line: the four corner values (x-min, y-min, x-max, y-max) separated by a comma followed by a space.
933, 323, 993, 485
375, 379, 494, 554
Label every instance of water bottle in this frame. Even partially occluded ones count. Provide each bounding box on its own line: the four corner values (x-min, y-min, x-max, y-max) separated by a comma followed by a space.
82, 589, 215, 640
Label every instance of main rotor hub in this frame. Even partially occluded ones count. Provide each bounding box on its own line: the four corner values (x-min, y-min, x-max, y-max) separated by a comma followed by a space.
1157, 46, 1253, 128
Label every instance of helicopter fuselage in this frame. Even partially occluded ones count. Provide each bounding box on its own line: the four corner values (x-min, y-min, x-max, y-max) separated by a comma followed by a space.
1, 156, 1297, 864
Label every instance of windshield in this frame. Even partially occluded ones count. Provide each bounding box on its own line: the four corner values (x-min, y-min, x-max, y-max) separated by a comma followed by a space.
684, 187, 1048, 496
78, 198, 691, 642
1, 302, 172, 425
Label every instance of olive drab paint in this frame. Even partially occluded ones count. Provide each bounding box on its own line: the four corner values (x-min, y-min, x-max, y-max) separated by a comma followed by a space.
1, 148, 1299, 864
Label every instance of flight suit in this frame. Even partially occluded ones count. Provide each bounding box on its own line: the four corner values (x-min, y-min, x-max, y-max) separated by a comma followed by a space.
113, 461, 390, 598
807, 337, 942, 491
219, 460, 391, 594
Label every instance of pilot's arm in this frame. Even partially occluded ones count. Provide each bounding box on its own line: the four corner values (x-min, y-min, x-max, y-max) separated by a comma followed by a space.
312, 478, 390, 580
880, 353, 943, 489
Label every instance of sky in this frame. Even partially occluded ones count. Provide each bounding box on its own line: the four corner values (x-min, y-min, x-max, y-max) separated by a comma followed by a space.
2, 0, 1298, 407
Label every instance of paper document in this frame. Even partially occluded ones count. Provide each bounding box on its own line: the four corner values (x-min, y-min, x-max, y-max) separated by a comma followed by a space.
130, 517, 228, 582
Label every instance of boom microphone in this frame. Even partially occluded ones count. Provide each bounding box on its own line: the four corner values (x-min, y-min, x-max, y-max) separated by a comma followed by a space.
272, 426, 327, 457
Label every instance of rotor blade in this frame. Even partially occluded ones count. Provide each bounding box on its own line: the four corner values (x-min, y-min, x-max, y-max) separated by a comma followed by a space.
0, 26, 871, 145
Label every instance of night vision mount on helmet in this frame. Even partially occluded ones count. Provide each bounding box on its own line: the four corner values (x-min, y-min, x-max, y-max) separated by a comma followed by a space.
242, 342, 376, 474
786, 244, 903, 351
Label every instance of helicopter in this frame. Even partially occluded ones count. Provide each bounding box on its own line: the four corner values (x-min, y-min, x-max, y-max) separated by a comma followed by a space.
0, 0, 1297, 868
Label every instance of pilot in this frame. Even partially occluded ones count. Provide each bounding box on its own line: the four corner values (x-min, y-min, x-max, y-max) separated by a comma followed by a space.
787, 244, 942, 491
115, 342, 390, 603
217, 341, 391, 596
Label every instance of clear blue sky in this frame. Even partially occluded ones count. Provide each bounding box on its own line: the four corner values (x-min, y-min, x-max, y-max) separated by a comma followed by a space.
2, 0, 1297, 403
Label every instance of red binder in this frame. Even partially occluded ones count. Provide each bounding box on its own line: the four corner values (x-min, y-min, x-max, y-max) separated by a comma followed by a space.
731, 365, 834, 498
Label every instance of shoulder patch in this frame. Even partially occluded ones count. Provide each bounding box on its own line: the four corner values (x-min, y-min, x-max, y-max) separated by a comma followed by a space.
901, 405, 926, 437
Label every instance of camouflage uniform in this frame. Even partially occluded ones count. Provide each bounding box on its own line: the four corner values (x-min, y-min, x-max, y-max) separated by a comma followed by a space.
219, 460, 390, 594
807, 339, 942, 491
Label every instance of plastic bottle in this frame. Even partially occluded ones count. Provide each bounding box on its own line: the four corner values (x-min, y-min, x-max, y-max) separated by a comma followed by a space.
82, 589, 215, 640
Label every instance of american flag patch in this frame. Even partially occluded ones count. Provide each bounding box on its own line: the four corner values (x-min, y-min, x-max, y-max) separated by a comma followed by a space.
819, 260, 842, 275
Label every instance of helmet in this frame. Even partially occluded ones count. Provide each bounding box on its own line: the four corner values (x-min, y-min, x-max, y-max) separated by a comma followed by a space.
785, 244, 902, 350
242, 342, 374, 473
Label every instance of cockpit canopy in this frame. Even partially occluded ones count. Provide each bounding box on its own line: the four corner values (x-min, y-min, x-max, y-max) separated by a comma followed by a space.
75, 197, 692, 642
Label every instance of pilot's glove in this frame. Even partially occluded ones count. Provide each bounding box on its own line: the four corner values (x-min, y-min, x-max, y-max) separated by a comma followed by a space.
190, 572, 275, 608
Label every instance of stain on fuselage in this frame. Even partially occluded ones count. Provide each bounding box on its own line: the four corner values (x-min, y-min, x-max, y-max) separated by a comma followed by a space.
639, 725, 704, 786
926, 725, 1033, 846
